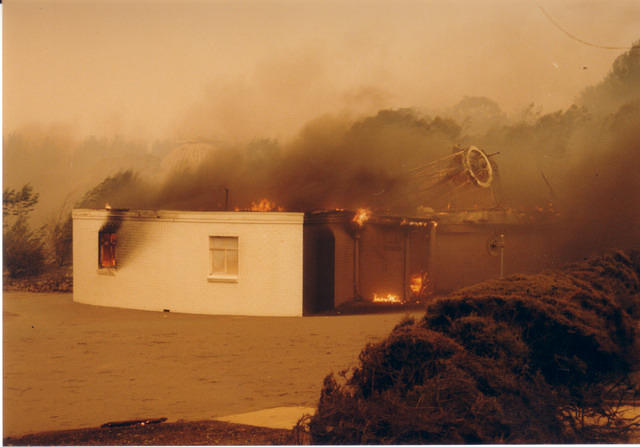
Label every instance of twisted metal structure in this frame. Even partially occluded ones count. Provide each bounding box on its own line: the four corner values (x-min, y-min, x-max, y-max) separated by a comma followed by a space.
407, 145, 498, 208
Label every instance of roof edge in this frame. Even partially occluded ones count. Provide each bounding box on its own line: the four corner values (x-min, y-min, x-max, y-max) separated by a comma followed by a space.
72, 209, 305, 224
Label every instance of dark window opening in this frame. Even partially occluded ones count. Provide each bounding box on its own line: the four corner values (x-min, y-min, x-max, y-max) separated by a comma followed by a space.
99, 231, 117, 268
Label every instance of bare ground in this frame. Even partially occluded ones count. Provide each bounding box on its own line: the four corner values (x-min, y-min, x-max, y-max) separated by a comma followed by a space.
3, 292, 421, 438
3, 419, 299, 445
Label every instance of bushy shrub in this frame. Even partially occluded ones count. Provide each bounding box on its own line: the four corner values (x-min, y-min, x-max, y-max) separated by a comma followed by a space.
3, 217, 46, 278
309, 250, 640, 444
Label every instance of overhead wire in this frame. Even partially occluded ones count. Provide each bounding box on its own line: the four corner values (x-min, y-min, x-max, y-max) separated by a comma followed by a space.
534, 0, 633, 50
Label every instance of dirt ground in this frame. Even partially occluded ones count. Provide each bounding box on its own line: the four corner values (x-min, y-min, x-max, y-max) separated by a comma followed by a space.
3, 292, 421, 438
3, 420, 298, 445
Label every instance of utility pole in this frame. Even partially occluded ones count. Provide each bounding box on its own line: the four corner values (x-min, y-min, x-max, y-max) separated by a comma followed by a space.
487, 232, 505, 279
498, 233, 505, 279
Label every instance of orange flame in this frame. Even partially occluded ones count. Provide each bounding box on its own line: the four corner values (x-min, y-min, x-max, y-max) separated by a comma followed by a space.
409, 272, 430, 297
249, 198, 283, 212
353, 208, 371, 227
409, 274, 423, 294
372, 293, 403, 304
400, 218, 429, 227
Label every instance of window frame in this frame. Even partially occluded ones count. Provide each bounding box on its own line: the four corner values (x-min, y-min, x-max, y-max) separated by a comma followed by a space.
98, 230, 118, 269
208, 235, 239, 282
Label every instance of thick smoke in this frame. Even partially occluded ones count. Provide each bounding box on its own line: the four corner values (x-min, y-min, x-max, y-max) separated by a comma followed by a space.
560, 100, 640, 255
79, 110, 465, 214
2, 126, 163, 225
5, 42, 640, 262
475, 42, 640, 257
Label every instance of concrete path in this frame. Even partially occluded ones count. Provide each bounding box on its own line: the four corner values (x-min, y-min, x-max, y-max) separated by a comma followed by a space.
215, 406, 316, 429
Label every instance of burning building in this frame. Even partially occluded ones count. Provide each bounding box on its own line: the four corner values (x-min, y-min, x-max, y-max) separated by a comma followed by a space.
303, 210, 434, 314
73, 208, 557, 316
72, 208, 435, 316
72, 145, 561, 316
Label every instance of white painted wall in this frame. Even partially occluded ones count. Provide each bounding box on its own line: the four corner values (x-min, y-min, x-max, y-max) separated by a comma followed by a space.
73, 209, 304, 316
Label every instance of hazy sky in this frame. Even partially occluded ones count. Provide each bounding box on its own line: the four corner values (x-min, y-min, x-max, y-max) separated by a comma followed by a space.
4, 0, 640, 142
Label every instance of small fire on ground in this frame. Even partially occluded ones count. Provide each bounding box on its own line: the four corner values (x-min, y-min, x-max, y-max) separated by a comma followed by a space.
372, 293, 403, 304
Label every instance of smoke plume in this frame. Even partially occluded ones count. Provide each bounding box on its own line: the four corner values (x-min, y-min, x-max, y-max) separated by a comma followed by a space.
5, 42, 640, 263
78, 110, 465, 214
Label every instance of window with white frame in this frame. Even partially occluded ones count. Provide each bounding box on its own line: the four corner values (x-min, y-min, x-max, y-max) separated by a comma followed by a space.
209, 236, 238, 280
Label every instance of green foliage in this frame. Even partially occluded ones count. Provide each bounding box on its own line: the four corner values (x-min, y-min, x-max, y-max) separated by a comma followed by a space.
309, 251, 640, 444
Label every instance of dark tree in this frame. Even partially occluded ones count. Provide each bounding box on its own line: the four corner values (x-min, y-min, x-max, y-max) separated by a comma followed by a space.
3, 184, 39, 221
3, 184, 45, 278
48, 214, 73, 267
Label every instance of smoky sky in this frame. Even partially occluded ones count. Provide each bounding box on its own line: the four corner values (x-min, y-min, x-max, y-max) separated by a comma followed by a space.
3, 1, 640, 261
4, 0, 640, 141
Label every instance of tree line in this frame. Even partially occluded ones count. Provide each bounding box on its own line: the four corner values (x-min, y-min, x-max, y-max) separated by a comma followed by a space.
3, 184, 72, 278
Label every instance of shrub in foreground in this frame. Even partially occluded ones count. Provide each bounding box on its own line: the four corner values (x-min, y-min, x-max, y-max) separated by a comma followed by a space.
308, 250, 640, 444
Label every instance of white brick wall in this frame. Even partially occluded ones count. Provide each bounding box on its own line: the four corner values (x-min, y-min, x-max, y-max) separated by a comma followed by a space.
73, 210, 304, 316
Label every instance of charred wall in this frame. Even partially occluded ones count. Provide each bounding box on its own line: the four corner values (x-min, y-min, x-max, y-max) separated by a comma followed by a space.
303, 212, 433, 313
358, 225, 430, 301
432, 223, 561, 293
358, 225, 405, 300
303, 224, 335, 314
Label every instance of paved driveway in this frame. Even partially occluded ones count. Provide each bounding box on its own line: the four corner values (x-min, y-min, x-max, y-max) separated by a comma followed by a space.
3, 292, 419, 437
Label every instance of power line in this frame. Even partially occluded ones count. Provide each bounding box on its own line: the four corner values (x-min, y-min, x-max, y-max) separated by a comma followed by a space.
535, 0, 632, 50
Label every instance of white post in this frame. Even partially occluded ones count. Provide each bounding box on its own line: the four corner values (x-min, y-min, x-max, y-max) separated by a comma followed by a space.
428, 221, 438, 291
499, 233, 505, 279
